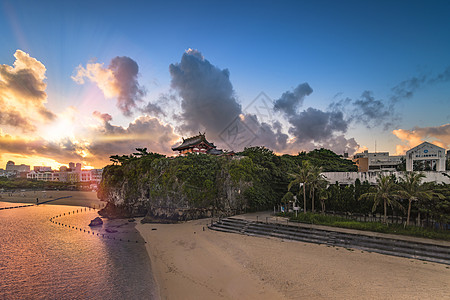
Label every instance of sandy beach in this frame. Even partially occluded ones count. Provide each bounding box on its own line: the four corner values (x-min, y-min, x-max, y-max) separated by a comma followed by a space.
0, 190, 104, 208
137, 217, 450, 300
3, 191, 449, 299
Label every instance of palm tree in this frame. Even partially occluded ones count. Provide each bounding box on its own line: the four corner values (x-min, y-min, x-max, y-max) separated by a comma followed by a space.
308, 165, 325, 213
358, 174, 404, 224
288, 160, 311, 214
318, 184, 330, 214
398, 172, 444, 226
398, 172, 429, 226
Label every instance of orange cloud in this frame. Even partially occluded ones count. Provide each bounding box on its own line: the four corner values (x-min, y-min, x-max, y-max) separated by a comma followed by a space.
85, 115, 179, 166
72, 56, 145, 116
72, 62, 117, 97
393, 124, 450, 154
0, 115, 179, 169
0, 50, 56, 132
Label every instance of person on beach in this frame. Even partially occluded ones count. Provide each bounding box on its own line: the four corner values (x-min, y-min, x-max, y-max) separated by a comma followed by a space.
36, 198, 39, 205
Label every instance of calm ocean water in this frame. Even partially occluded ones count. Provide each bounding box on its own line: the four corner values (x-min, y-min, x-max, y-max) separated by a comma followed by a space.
0, 202, 157, 299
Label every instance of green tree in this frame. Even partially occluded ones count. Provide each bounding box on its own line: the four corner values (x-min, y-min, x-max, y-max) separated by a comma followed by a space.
288, 160, 311, 214
318, 183, 330, 214
308, 164, 325, 212
397, 172, 436, 226
358, 174, 404, 224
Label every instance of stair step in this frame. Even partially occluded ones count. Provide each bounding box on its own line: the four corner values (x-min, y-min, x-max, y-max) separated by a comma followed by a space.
208, 217, 450, 265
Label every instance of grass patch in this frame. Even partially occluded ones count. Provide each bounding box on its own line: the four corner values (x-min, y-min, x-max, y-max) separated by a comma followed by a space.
280, 212, 450, 241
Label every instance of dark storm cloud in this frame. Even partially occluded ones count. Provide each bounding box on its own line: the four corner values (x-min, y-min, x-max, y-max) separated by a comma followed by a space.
169, 49, 242, 136
429, 66, 450, 84
287, 108, 347, 143
390, 76, 426, 103
73, 56, 145, 117
140, 102, 166, 117
241, 115, 289, 151
390, 66, 450, 103
273, 83, 313, 116
109, 56, 146, 116
351, 91, 395, 130
270, 83, 358, 154
169, 50, 359, 155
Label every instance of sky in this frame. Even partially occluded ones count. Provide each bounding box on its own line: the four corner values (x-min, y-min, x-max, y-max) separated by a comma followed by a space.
1, 0, 450, 169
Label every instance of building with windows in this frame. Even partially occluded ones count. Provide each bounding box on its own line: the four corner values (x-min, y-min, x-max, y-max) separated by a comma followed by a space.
27, 162, 103, 184
4, 161, 31, 178
352, 150, 404, 172
27, 171, 57, 181
405, 142, 446, 171
34, 166, 52, 172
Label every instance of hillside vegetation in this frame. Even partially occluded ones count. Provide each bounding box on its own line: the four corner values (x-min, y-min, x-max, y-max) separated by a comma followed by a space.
98, 147, 356, 221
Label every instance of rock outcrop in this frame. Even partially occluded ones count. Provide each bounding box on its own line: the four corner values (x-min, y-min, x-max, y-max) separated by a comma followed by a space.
97, 154, 252, 222
89, 217, 103, 226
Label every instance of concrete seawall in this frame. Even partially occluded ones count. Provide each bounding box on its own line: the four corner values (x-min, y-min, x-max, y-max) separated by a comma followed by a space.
322, 171, 450, 185
209, 217, 450, 265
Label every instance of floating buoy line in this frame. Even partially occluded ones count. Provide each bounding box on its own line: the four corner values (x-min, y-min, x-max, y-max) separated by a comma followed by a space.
0, 204, 33, 210
49, 205, 147, 245
0, 196, 73, 210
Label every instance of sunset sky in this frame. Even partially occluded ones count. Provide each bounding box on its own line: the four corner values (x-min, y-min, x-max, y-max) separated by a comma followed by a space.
1, 0, 450, 169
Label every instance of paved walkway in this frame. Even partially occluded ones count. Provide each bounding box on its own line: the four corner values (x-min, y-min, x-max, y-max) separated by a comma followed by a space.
232, 211, 450, 247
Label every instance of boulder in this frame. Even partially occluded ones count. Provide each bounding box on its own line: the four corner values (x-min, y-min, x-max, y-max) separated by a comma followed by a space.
89, 217, 103, 226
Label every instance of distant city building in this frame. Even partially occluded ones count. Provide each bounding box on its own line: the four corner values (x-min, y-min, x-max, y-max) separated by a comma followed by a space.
34, 166, 52, 172
27, 162, 103, 185
406, 142, 446, 172
4, 161, 30, 178
27, 171, 56, 181
353, 150, 404, 172
6, 161, 30, 173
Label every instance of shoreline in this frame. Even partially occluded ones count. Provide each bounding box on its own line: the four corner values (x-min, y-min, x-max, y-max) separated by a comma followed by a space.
136, 215, 450, 300
0, 190, 104, 208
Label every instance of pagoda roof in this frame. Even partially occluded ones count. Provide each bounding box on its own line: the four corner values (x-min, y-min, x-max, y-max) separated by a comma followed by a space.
172, 133, 216, 151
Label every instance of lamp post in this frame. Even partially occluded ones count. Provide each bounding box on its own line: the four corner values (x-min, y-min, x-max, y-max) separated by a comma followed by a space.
293, 195, 299, 217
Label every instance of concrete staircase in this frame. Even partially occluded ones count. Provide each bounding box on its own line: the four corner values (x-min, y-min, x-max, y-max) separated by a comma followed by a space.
209, 217, 450, 265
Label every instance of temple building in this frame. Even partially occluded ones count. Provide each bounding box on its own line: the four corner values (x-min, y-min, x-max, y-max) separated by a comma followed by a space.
172, 133, 226, 156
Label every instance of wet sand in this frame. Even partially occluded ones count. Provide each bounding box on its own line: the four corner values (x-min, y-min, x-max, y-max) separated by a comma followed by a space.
137, 218, 450, 300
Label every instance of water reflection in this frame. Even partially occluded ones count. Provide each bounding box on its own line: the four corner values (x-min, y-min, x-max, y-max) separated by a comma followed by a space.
0, 203, 157, 299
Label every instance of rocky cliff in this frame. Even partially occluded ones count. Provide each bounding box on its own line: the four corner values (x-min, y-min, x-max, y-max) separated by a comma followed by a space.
98, 153, 256, 223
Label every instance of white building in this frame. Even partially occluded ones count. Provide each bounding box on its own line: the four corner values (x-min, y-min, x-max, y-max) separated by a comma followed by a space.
34, 166, 52, 172
405, 142, 446, 172
27, 171, 58, 181
27, 164, 103, 184
322, 171, 450, 185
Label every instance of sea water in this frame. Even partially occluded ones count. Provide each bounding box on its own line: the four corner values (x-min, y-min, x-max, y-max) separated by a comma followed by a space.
0, 202, 157, 299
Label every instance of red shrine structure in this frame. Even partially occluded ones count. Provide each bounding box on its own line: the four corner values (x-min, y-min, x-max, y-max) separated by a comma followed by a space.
172, 133, 226, 156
